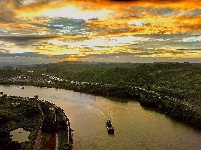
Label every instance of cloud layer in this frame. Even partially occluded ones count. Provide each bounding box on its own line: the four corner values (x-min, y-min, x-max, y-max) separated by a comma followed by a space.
0, 0, 201, 63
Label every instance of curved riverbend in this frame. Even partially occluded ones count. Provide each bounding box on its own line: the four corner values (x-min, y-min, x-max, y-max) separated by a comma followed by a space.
1, 85, 201, 150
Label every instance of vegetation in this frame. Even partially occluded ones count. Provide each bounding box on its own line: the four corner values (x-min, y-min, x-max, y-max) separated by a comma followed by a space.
0, 62, 201, 130
0, 94, 72, 150
0, 95, 42, 150
15, 62, 200, 101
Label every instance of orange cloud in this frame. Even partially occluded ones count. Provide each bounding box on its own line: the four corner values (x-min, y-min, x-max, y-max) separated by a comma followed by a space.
15, 0, 201, 14
1, 0, 201, 52
2, 0, 195, 36
174, 16, 201, 32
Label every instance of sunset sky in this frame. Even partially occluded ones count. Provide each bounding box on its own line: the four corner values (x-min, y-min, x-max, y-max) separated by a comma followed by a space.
0, 0, 201, 63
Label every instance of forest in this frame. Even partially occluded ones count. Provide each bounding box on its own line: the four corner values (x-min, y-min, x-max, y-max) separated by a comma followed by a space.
0, 62, 201, 130
18, 62, 201, 104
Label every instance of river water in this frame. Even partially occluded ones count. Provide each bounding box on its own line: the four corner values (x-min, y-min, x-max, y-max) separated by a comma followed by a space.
10, 128, 30, 143
1, 85, 201, 150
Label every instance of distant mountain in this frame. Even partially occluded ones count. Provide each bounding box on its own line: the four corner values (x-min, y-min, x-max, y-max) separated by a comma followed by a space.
0, 57, 58, 66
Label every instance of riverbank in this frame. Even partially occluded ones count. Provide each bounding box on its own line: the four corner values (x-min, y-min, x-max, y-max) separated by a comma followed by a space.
0, 62, 201, 131
1, 81, 201, 131
1, 84, 201, 150
0, 93, 73, 150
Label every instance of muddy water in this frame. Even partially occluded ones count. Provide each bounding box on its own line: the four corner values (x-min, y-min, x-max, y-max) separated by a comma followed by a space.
10, 128, 30, 143
1, 85, 201, 150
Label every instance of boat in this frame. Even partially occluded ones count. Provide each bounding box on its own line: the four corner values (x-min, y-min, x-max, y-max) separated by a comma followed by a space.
105, 120, 115, 134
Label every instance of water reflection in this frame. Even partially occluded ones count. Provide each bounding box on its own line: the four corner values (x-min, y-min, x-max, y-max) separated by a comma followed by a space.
0, 85, 201, 150
10, 128, 30, 143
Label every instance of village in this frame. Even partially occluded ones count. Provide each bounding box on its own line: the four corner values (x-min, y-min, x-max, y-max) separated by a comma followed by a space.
0, 62, 201, 133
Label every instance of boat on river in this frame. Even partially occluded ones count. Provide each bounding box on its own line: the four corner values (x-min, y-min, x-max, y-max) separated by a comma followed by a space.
106, 120, 115, 134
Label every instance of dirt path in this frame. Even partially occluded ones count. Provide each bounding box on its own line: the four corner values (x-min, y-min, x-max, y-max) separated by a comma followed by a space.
55, 133, 58, 150
33, 129, 42, 150
33, 102, 44, 150
54, 109, 58, 150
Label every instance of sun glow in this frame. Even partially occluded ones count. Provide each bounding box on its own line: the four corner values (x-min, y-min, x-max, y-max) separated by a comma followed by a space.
19, 5, 112, 20
47, 36, 149, 49
44, 6, 111, 20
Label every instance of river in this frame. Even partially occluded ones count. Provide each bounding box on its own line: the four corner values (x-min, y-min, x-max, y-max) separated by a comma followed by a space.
0, 85, 201, 150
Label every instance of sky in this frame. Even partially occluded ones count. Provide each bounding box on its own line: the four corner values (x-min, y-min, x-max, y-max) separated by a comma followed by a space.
0, 0, 201, 63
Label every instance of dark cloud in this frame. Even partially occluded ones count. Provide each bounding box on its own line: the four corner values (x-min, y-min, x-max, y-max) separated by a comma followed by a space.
0, 35, 57, 41
0, 51, 49, 58
126, 34, 201, 50
0, 50, 70, 60
0, 57, 58, 65
0, 35, 58, 46
146, 7, 201, 17
146, 7, 174, 16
